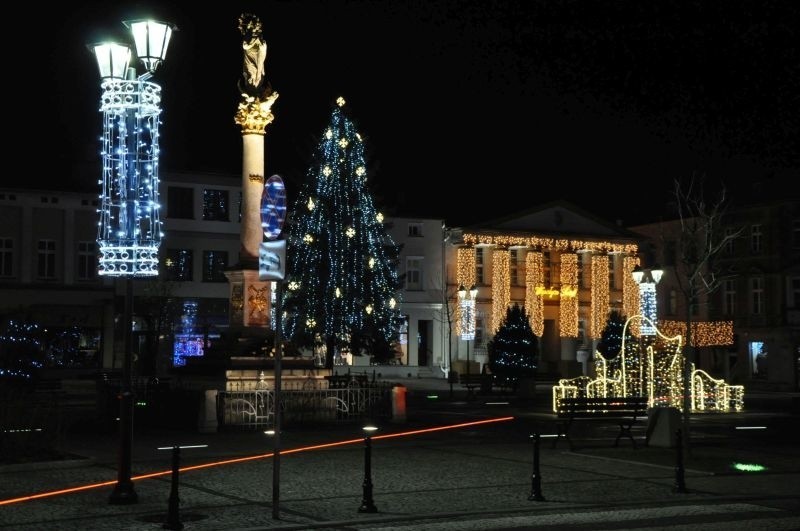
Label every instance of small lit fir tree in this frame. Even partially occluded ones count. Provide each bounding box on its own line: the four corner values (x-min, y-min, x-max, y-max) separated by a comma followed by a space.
597, 310, 635, 360
282, 97, 403, 368
487, 304, 538, 387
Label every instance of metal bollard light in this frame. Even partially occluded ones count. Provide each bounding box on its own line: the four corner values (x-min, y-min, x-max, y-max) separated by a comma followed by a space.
528, 433, 545, 501
157, 444, 208, 530
672, 429, 688, 493
358, 425, 379, 513
164, 446, 182, 530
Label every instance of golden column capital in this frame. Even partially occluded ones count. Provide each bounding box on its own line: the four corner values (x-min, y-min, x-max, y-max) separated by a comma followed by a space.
235, 92, 280, 134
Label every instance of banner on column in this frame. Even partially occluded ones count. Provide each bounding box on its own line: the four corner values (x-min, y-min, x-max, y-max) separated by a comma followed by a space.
259, 240, 286, 280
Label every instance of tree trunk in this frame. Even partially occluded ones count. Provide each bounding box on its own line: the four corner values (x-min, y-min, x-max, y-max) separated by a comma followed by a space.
681, 297, 694, 453
325, 335, 335, 369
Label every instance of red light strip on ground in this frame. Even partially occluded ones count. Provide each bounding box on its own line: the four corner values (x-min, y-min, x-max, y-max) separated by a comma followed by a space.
0, 416, 513, 506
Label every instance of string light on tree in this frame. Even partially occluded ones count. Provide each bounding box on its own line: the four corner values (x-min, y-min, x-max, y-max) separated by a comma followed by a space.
282, 97, 402, 367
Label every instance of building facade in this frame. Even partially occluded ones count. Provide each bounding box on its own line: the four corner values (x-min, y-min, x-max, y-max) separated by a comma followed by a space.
630, 198, 800, 391
445, 202, 641, 379
0, 188, 114, 370
7, 172, 794, 391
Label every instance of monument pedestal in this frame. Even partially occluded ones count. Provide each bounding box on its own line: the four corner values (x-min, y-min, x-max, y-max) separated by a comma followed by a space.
225, 267, 273, 333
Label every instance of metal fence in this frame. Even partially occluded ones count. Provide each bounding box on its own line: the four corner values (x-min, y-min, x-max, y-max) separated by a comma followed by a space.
218, 384, 393, 429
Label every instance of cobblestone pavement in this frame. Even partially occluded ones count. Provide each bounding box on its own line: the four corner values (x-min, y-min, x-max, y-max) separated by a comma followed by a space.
1, 380, 799, 530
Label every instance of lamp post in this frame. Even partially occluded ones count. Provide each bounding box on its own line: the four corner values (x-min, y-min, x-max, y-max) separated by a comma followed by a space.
632, 264, 663, 336
457, 285, 478, 393
90, 19, 176, 505
358, 425, 379, 513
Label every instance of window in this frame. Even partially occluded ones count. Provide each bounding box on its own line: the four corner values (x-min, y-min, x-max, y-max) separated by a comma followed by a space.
751, 224, 762, 253
750, 277, 763, 315
164, 249, 193, 281
579, 253, 588, 288
749, 341, 766, 377
723, 279, 736, 316
669, 289, 678, 315
474, 317, 485, 348
167, 186, 194, 219
407, 223, 423, 237
577, 319, 587, 348
542, 251, 551, 287
510, 249, 525, 286
724, 227, 736, 255
0, 238, 12, 277
793, 220, 800, 249
77, 241, 97, 280
405, 257, 422, 290
608, 255, 616, 290
203, 189, 230, 221
37, 240, 56, 279
476, 247, 485, 285
202, 250, 228, 282
789, 277, 800, 309
663, 241, 676, 267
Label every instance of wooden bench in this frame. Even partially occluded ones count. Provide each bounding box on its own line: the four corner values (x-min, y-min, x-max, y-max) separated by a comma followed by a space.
459, 372, 483, 396
554, 396, 648, 451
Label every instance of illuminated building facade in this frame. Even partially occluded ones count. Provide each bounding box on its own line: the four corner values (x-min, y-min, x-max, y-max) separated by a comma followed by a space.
445, 201, 641, 378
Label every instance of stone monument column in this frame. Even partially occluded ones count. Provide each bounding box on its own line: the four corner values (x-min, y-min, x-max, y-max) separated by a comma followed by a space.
235, 93, 279, 264
227, 13, 280, 331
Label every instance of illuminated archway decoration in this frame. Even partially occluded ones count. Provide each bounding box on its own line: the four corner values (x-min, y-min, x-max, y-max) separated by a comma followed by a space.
552, 314, 744, 413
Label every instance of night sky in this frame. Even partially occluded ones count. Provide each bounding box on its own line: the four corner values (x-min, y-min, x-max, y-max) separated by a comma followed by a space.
21, 0, 799, 227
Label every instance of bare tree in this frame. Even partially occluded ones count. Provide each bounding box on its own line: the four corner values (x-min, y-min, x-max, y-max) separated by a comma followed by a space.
671, 175, 742, 446
428, 246, 459, 397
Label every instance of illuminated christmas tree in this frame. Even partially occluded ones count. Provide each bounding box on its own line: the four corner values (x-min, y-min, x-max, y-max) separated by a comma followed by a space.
487, 304, 538, 387
282, 97, 402, 368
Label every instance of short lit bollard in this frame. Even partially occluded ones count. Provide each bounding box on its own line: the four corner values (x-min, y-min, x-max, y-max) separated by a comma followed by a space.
157, 444, 208, 530
528, 433, 545, 501
358, 425, 379, 513
672, 429, 688, 493
264, 429, 281, 520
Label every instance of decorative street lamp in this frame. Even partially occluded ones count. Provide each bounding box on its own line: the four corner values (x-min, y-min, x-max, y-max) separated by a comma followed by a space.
632, 264, 663, 336
90, 18, 177, 505
458, 284, 479, 390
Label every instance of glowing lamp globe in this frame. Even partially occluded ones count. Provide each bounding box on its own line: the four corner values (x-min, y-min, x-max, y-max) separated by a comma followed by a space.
123, 20, 177, 74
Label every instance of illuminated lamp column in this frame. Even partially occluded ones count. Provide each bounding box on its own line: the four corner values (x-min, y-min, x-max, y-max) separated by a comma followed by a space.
457, 284, 478, 380
91, 18, 177, 505
632, 264, 663, 337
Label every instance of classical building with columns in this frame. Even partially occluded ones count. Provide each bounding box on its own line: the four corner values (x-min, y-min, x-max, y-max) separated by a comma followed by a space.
445, 201, 641, 379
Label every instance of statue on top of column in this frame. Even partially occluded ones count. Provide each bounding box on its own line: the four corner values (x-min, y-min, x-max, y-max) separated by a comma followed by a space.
238, 13, 271, 99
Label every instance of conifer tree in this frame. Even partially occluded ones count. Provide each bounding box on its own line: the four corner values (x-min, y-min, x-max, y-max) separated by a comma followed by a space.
282, 97, 402, 367
597, 310, 635, 360
487, 304, 538, 384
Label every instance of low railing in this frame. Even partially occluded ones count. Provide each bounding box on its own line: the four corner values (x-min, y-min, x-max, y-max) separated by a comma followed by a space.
218, 384, 393, 429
